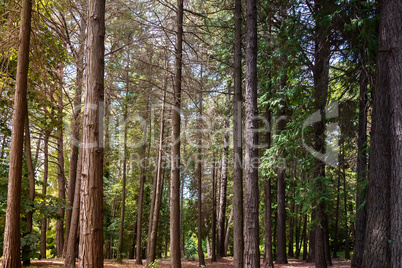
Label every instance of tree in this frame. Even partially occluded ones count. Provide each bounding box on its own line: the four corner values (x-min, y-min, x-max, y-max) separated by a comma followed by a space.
244, 0, 260, 266
170, 0, 184, 266
2, 0, 32, 266
232, 0, 244, 265
78, 0, 106, 265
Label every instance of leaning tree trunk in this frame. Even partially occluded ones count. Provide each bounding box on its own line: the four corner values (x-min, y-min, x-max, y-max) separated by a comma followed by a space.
78, 0, 105, 265
170, 0, 184, 266
232, 0, 244, 265
244, 0, 260, 266
2, 0, 32, 266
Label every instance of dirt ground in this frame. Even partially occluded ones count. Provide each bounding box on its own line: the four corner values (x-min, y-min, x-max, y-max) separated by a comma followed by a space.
11, 257, 351, 267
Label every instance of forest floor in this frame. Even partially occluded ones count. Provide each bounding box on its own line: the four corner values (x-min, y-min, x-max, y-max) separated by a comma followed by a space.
11, 257, 351, 267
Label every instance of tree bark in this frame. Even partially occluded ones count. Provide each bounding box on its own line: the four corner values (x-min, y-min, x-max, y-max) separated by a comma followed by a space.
170, 0, 184, 265
78, 0, 105, 265
386, 1, 402, 267
233, 0, 244, 265
244, 0, 260, 265
2, 0, 32, 266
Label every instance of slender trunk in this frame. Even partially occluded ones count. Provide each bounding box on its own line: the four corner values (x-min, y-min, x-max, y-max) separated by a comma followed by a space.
22, 112, 35, 265
302, 214, 308, 260
288, 189, 295, 258
147, 89, 167, 265
65, 151, 83, 268
233, 0, 243, 265
136, 142, 147, 264
41, 131, 51, 259
56, 84, 65, 258
2, 0, 32, 266
244, 0, 260, 265
197, 92, 205, 266
333, 169, 341, 258
117, 102, 128, 262
211, 153, 217, 262
224, 207, 233, 256
170, 0, 184, 265
295, 210, 301, 259
64, 20, 85, 257
344, 154, 350, 260
264, 108, 274, 268
217, 128, 229, 257
78, 0, 105, 264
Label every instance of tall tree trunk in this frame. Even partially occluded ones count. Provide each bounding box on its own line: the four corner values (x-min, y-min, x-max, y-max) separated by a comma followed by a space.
129, 221, 137, 259
2, 0, 32, 266
117, 97, 128, 262
233, 0, 243, 265
264, 96, 274, 268
56, 83, 66, 258
211, 153, 217, 262
343, 152, 350, 260
276, 47, 288, 267
170, 0, 184, 265
312, 1, 332, 267
147, 88, 167, 265
65, 151, 83, 268
351, 50, 368, 267
136, 140, 147, 264
64, 19, 85, 257
78, 0, 105, 265
22, 112, 35, 265
41, 131, 51, 259
136, 104, 149, 265
388, 1, 402, 267
217, 121, 229, 258
362, 1, 392, 265
244, 0, 260, 265
197, 92, 205, 266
